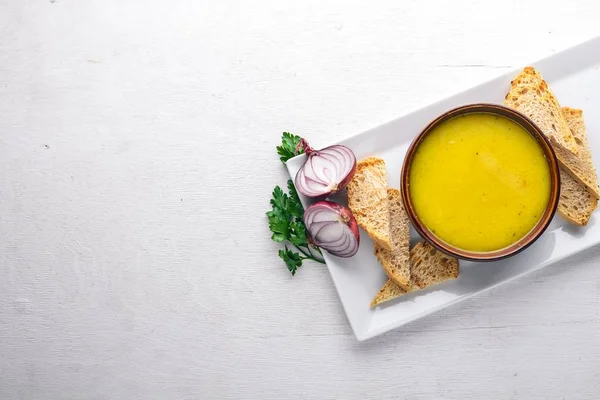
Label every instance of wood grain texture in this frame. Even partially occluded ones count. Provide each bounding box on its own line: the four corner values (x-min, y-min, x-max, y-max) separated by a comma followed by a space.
1, 0, 600, 399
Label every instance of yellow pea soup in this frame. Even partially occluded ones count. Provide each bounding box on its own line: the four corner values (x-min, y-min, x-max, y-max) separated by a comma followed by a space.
409, 112, 551, 252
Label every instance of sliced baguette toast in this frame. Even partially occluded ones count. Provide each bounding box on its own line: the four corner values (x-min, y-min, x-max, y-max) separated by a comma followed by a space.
504, 67, 578, 156
504, 67, 600, 198
370, 242, 459, 308
557, 108, 598, 226
559, 107, 600, 198
558, 170, 597, 226
370, 279, 408, 307
347, 157, 392, 250
410, 242, 459, 290
373, 189, 411, 290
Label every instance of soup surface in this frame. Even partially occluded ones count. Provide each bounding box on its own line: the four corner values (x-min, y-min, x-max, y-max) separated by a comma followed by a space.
409, 112, 551, 252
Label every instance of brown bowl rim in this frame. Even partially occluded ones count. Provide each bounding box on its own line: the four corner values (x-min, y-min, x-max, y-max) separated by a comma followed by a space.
401, 103, 560, 262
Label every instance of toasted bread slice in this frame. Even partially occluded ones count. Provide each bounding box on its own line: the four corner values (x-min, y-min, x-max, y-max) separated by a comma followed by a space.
558, 169, 598, 226
410, 241, 459, 289
374, 189, 411, 289
370, 279, 408, 308
370, 242, 459, 308
347, 157, 392, 250
559, 107, 600, 198
504, 67, 578, 156
557, 108, 599, 226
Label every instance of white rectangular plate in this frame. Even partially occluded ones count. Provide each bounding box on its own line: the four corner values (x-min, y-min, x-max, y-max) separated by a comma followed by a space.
286, 36, 600, 341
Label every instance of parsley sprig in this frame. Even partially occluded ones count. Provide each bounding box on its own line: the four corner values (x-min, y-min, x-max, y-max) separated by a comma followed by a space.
268, 133, 325, 275
276, 132, 303, 163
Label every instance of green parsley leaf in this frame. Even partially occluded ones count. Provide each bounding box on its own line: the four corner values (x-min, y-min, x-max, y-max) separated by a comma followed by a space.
270, 186, 289, 214
267, 210, 289, 242
278, 246, 304, 275
286, 179, 303, 218
276, 132, 304, 163
267, 186, 291, 242
289, 220, 307, 246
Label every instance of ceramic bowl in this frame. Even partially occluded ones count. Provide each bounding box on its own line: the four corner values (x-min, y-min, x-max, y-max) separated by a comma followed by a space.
401, 103, 560, 262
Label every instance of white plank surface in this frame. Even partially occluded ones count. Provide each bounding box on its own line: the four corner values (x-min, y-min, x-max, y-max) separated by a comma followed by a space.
1, 0, 599, 399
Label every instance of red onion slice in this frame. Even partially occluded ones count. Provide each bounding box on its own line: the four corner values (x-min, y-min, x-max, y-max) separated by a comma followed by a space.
294, 140, 357, 198
303, 201, 360, 258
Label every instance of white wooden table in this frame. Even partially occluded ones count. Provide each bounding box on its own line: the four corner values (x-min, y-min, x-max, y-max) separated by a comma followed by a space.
1, 1, 600, 399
